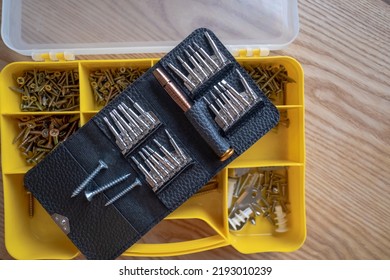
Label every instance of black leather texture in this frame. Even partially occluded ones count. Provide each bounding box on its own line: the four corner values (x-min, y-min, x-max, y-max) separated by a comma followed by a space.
185, 99, 231, 157
24, 28, 280, 259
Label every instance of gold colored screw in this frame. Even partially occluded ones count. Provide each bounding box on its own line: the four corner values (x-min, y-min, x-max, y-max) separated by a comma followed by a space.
11, 69, 80, 112
26, 191, 34, 218
89, 66, 146, 106
13, 115, 79, 165
243, 64, 295, 105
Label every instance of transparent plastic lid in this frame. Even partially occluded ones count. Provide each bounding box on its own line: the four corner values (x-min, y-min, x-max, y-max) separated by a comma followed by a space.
1, 0, 299, 57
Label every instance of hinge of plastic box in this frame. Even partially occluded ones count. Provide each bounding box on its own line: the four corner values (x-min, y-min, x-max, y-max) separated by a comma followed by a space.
232, 48, 270, 58
31, 51, 76, 62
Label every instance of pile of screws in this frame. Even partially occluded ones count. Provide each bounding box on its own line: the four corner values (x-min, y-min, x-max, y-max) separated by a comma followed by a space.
243, 64, 295, 105
13, 115, 79, 165
228, 167, 289, 232
89, 67, 146, 106
11, 69, 80, 111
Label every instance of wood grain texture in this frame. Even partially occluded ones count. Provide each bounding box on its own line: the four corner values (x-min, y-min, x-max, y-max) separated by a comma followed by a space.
0, 0, 389, 260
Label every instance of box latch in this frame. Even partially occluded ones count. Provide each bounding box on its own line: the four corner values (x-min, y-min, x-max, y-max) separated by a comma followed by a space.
32, 51, 75, 62
232, 48, 270, 58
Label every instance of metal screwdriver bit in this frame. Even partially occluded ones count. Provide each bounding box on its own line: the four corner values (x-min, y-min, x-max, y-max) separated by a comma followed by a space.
204, 31, 227, 66
188, 45, 214, 75
193, 42, 220, 71
131, 156, 159, 190
110, 111, 133, 146
146, 145, 176, 171
204, 97, 229, 129
214, 85, 240, 118
210, 92, 235, 122
165, 129, 187, 162
119, 103, 149, 130
142, 148, 169, 176
177, 55, 202, 84
111, 110, 138, 142
184, 50, 208, 80
103, 117, 128, 152
139, 151, 165, 182
221, 80, 251, 107
153, 139, 181, 167
218, 82, 246, 112
128, 97, 158, 126
167, 63, 196, 91
235, 69, 259, 102
114, 107, 143, 136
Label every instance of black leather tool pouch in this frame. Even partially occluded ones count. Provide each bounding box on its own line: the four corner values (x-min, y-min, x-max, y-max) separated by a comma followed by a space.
24, 28, 279, 259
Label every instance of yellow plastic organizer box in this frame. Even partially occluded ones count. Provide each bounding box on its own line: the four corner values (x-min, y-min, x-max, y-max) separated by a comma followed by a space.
0, 55, 305, 259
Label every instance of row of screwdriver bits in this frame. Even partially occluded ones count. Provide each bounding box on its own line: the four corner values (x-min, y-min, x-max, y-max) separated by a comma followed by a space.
131, 129, 191, 192
103, 97, 160, 154
168, 31, 228, 93
204, 71, 262, 131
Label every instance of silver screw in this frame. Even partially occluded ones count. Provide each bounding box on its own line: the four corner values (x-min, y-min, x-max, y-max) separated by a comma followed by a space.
71, 160, 108, 198
105, 178, 141, 206
84, 173, 131, 201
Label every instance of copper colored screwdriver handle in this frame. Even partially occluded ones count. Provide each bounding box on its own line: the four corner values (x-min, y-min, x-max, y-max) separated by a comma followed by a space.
153, 68, 234, 161
153, 68, 192, 112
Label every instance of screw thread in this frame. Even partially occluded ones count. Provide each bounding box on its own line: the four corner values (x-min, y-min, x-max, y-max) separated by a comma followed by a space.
71, 160, 107, 197
89, 173, 131, 197
105, 178, 141, 206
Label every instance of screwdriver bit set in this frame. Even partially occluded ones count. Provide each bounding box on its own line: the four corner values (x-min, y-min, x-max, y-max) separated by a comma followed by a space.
103, 97, 160, 154
131, 130, 191, 192
162, 31, 263, 137
23, 29, 280, 259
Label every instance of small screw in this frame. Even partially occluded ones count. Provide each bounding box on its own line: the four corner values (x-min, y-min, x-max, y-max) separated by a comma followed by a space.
71, 160, 108, 197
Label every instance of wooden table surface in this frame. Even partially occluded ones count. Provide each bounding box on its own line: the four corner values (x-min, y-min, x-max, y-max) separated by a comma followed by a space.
0, 0, 389, 260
